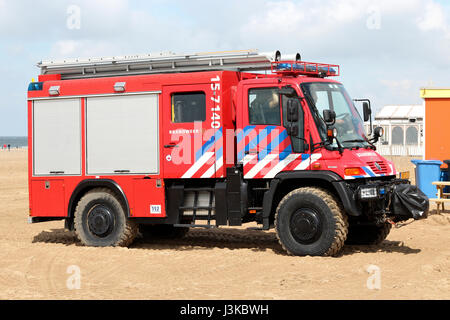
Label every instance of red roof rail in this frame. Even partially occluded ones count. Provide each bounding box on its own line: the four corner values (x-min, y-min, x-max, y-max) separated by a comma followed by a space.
38, 74, 61, 82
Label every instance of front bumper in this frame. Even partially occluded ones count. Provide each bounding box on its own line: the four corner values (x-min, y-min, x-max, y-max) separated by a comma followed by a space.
334, 178, 429, 223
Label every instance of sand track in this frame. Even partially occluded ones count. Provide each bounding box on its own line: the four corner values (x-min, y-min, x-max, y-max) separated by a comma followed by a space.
31, 226, 428, 257
0, 150, 448, 299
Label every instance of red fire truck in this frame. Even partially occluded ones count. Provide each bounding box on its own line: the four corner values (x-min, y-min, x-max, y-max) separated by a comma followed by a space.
27, 50, 429, 256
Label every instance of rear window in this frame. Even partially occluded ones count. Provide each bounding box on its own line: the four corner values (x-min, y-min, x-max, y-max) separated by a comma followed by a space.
172, 92, 206, 123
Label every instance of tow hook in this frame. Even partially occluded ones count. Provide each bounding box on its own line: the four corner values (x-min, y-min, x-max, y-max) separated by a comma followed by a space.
386, 218, 396, 227
386, 218, 415, 229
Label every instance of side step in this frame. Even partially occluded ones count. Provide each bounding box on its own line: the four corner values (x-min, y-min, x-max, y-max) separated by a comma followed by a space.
180, 187, 216, 227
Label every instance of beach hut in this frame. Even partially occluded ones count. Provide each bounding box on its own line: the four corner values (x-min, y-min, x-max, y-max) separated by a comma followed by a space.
420, 88, 450, 162
370, 105, 424, 156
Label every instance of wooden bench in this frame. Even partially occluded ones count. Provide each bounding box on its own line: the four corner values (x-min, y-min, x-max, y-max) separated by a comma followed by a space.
430, 181, 450, 214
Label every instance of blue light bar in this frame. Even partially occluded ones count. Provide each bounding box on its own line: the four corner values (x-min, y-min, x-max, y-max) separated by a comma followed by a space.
271, 61, 339, 77
28, 82, 43, 91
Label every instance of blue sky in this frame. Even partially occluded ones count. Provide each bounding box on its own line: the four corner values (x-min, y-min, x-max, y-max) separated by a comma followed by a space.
1, 0, 450, 135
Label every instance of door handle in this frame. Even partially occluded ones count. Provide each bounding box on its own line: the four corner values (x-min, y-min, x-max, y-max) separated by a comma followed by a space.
164, 144, 179, 148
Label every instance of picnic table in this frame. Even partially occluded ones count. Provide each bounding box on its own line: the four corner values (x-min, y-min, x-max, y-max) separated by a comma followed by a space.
430, 181, 450, 214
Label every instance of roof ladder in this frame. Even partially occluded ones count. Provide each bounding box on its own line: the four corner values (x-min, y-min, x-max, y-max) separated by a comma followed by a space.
37, 49, 283, 80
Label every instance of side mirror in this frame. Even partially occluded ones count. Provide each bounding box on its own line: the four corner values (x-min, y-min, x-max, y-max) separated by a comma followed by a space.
287, 99, 299, 122
323, 109, 336, 125
279, 86, 296, 97
287, 124, 299, 136
373, 126, 384, 143
363, 102, 371, 122
354, 99, 373, 135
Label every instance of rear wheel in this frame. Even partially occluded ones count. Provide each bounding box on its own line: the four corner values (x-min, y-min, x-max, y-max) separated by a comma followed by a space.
74, 188, 138, 247
275, 187, 348, 256
345, 223, 392, 245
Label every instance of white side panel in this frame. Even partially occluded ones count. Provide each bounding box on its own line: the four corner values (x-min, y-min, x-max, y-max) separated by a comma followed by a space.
86, 94, 159, 175
33, 99, 81, 175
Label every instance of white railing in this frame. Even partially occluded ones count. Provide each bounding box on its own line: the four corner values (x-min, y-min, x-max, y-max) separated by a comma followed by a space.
375, 145, 423, 156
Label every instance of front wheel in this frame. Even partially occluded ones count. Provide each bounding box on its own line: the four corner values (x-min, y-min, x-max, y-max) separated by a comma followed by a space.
74, 188, 138, 247
275, 187, 348, 256
345, 223, 392, 245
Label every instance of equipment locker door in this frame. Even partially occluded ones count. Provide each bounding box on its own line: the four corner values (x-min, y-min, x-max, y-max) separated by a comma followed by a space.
85, 94, 159, 175
162, 84, 220, 179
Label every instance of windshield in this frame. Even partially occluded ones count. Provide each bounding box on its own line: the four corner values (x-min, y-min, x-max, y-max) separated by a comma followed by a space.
301, 82, 370, 149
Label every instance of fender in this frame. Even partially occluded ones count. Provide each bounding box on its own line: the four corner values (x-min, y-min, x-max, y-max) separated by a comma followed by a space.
262, 170, 361, 229
67, 179, 131, 218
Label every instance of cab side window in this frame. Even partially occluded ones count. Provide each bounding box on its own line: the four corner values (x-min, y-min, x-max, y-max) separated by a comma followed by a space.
248, 88, 281, 125
172, 92, 206, 123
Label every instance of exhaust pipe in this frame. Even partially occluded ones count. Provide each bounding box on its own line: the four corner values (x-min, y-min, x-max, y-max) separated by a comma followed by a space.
260, 51, 302, 62
261, 50, 281, 62
282, 52, 302, 61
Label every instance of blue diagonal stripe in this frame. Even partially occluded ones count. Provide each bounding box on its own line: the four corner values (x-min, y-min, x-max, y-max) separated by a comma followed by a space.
215, 147, 223, 160
247, 126, 276, 152
362, 166, 376, 177
196, 128, 223, 161
258, 128, 288, 160
238, 126, 276, 161
279, 145, 292, 161
236, 126, 255, 144
301, 154, 311, 161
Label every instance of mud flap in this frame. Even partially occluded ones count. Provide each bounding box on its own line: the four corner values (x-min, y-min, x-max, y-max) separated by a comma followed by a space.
391, 184, 429, 221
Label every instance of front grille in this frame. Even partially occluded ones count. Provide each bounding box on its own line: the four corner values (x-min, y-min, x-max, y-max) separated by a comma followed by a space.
367, 161, 388, 174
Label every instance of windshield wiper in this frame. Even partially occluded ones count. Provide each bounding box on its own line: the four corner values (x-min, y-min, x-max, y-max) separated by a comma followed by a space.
341, 139, 366, 143
341, 139, 375, 150
334, 135, 344, 155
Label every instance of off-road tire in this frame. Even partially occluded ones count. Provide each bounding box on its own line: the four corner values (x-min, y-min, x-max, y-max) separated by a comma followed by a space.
74, 188, 138, 247
345, 223, 392, 245
139, 224, 189, 239
275, 187, 348, 256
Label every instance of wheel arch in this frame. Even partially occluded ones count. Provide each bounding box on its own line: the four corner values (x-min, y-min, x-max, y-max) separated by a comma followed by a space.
67, 179, 131, 219
262, 171, 361, 228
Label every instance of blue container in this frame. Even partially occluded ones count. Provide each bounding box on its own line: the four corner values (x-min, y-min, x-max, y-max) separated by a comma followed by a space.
411, 159, 443, 199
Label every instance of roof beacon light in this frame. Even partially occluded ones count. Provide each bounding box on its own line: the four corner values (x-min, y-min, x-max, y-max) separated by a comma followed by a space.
114, 82, 126, 92
48, 85, 60, 96
271, 60, 339, 77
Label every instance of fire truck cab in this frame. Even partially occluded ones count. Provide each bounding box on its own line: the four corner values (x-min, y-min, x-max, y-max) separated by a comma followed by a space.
27, 50, 429, 256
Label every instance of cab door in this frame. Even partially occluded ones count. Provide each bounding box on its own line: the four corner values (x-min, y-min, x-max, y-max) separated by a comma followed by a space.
238, 84, 310, 179
162, 84, 219, 179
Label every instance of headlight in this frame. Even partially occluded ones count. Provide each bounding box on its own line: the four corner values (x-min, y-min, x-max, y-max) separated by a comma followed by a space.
359, 186, 378, 200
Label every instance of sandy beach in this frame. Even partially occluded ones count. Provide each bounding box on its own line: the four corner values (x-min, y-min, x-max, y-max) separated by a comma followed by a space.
0, 149, 448, 300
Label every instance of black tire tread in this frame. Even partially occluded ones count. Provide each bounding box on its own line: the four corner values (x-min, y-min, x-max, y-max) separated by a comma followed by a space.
140, 224, 189, 239
275, 187, 348, 256
74, 188, 138, 247
345, 223, 392, 245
